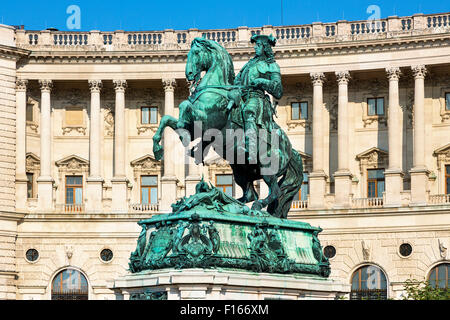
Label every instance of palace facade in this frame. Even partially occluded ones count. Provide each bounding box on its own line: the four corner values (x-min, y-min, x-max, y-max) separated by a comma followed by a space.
0, 12, 449, 300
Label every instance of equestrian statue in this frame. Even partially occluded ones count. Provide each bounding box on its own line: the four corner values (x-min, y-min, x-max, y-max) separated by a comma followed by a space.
152, 34, 303, 219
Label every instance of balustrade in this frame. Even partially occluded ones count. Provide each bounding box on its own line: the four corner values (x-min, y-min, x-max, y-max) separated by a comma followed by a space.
129, 203, 159, 212
428, 194, 450, 205
352, 197, 384, 208
15, 12, 450, 50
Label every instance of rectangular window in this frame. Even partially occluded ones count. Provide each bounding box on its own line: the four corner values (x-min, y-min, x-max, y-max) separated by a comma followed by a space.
65, 107, 83, 126
367, 169, 385, 198
141, 107, 158, 124
294, 173, 309, 201
216, 174, 234, 197
446, 165, 450, 195
65, 176, 83, 205
26, 173, 33, 198
141, 175, 158, 205
446, 93, 450, 111
291, 102, 308, 120
26, 104, 33, 122
367, 98, 385, 116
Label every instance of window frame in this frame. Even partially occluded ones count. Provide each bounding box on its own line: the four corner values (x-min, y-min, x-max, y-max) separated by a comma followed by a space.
51, 268, 89, 300
446, 92, 450, 111
140, 106, 159, 125
140, 175, 158, 205
65, 175, 83, 205
428, 263, 449, 289
26, 172, 34, 199
367, 97, 385, 116
350, 265, 388, 300
215, 174, 234, 197
446, 165, 450, 195
367, 168, 385, 199
290, 101, 308, 121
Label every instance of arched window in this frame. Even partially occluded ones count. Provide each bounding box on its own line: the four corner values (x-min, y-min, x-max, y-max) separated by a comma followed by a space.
428, 263, 449, 289
51, 269, 88, 300
350, 265, 388, 300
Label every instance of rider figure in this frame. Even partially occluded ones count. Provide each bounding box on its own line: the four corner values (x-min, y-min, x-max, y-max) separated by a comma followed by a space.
233, 34, 283, 163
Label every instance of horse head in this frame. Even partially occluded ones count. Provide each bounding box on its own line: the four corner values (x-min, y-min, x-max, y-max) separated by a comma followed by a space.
186, 38, 235, 86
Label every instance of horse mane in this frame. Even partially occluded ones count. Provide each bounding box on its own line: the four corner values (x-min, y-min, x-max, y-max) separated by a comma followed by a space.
192, 38, 235, 85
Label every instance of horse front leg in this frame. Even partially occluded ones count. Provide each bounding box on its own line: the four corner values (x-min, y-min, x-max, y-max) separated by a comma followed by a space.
152, 115, 179, 161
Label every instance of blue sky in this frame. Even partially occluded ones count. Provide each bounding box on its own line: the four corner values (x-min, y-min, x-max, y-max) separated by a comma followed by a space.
1, 0, 448, 31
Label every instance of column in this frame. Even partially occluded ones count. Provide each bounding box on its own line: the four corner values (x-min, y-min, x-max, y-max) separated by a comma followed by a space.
185, 157, 203, 197
333, 71, 352, 208
86, 80, 103, 212
160, 78, 178, 211
384, 67, 404, 206
410, 65, 429, 205
309, 73, 327, 209
15, 79, 28, 210
37, 79, 54, 211
111, 80, 128, 213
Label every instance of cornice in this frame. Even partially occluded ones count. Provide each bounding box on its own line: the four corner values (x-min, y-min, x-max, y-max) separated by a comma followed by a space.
22, 33, 450, 64
0, 44, 30, 61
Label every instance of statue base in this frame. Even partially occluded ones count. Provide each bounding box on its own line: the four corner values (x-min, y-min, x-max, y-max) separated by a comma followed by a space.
110, 268, 349, 300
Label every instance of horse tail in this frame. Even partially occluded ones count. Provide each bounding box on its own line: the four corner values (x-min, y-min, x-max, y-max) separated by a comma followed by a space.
268, 149, 303, 218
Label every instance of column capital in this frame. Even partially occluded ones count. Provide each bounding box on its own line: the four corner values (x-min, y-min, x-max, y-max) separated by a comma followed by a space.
335, 71, 351, 85
411, 65, 427, 79
88, 80, 103, 93
162, 78, 177, 91
39, 79, 53, 92
386, 67, 402, 81
15, 79, 28, 92
113, 80, 128, 92
310, 72, 325, 86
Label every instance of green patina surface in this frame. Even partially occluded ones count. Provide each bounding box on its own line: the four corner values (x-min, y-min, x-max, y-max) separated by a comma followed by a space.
129, 180, 330, 277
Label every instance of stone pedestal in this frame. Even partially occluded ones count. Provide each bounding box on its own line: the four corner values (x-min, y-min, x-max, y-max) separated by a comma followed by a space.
308, 172, 327, 209
111, 269, 349, 300
333, 171, 352, 208
160, 176, 178, 211
86, 177, 104, 213
410, 168, 429, 206
111, 177, 128, 213
37, 177, 54, 212
384, 169, 403, 207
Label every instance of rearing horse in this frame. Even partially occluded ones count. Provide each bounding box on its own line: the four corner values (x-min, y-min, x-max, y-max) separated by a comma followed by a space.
152, 38, 303, 219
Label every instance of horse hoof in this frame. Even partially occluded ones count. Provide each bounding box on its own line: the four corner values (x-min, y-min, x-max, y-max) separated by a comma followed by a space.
153, 146, 164, 161
252, 201, 264, 211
